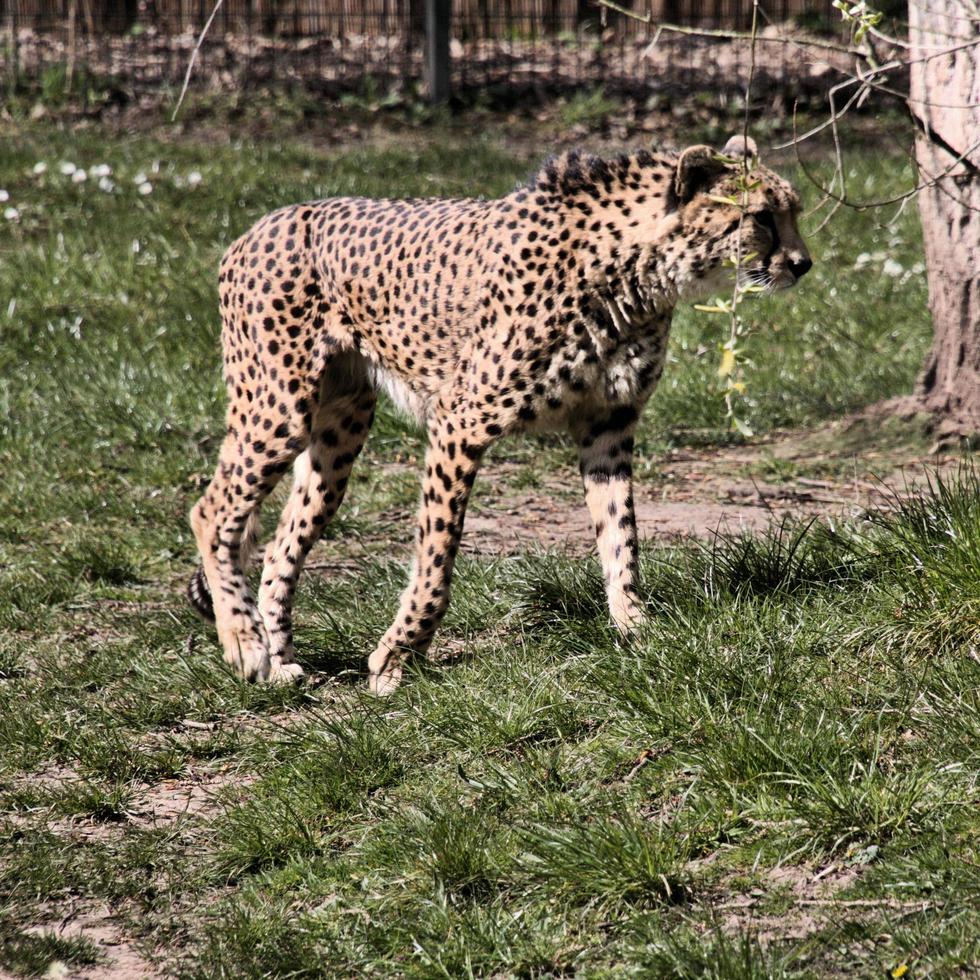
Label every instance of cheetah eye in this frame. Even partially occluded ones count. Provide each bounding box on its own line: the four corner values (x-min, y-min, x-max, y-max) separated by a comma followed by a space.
752, 210, 778, 236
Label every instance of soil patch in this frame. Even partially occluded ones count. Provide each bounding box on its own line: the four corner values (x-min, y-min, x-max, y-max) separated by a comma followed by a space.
714, 862, 865, 945
20, 902, 162, 980
321, 415, 948, 562
128, 764, 253, 829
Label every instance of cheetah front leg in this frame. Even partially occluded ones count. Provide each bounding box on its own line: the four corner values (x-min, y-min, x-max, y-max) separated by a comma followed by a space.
367, 413, 486, 695
575, 407, 646, 635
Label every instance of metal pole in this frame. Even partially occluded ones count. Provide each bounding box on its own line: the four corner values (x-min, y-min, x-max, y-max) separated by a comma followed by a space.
425, 0, 450, 104
6, 1, 19, 98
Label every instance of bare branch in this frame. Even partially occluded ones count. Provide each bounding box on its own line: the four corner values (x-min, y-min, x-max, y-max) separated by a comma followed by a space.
773, 42, 980, 156
171, 0, 225, 123
912, 138, 980, 214
594, 0, 866, 56
793, 124, 980, 213
908, 108, 980, 179
596, 0, 980, 71
773, 79, 867, 150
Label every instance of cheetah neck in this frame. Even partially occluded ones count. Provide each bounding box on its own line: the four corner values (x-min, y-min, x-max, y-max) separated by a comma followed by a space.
590, 242, 679, 337
529, 150, 686, 330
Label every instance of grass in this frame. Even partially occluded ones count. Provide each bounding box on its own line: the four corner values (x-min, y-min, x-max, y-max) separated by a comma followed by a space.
558, 87, 625, 129
1, 117, 976, 976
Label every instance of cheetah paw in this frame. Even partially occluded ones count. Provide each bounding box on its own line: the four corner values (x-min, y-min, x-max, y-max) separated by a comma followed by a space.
612, 601, 649, 638
220, 628, 271, 683
368, 665, 402, 696
267, 658, 305, 685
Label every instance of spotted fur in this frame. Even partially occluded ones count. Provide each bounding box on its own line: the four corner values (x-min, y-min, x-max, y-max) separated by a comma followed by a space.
189, 138, 811, 692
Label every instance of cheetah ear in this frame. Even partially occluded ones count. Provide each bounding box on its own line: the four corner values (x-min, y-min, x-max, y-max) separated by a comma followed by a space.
722, 135, 759, 164
674, 145, 727, 202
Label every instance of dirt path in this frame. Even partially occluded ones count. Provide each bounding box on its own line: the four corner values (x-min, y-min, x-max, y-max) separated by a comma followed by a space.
6, 763, 256, 980
466, 443, 904, 556
322, 415, 948, 562
18, 905, 161, 980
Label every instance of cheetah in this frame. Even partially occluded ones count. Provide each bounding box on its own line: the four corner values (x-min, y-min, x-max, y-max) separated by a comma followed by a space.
188, 135, 812, 694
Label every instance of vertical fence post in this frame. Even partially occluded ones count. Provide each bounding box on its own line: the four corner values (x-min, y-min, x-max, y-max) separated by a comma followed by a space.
6, 0, 19, 97
425, 0, 450, 104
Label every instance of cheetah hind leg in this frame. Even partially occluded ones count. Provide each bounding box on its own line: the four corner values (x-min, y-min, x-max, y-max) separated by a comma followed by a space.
190, 399, 313, 683
186, 507, 261, 625
257, 378, 377, 683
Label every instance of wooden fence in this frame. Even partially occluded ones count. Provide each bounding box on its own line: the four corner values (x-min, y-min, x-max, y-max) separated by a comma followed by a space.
0, 0, 852, 105
1, 0, 835, 35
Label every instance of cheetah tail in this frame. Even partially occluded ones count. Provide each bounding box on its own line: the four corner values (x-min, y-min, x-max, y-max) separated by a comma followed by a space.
187, 566, 215, 623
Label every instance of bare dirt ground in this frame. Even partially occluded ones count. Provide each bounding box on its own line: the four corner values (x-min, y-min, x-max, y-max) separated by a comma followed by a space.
4, 765, 249, 980
466, 434, 937, 557
314, 413, 950, 567
18, 905, 161, 980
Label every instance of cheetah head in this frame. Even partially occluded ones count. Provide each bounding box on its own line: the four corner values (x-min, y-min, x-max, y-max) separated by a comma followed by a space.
671, 135, 812, 300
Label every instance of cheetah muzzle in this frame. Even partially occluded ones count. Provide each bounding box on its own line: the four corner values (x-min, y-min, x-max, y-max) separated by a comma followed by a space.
188, 136, 811, 693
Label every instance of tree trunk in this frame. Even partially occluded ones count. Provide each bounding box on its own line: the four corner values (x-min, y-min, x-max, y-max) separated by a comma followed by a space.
908, 0, 980, 439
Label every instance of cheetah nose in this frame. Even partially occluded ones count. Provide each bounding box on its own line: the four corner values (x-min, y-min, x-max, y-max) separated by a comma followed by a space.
789, 256, 813, 279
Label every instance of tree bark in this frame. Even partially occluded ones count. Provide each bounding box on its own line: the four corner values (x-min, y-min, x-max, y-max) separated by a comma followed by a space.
908, 0, 980, 439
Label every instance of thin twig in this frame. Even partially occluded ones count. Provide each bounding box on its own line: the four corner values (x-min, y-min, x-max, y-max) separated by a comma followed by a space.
717, 897, 935, 911
728, 0, 760, 428
797, 132, 980, 212
773, 78, 866, 150
796, 899, 934, 909
171, 0, 225, 123
66, 0, 76, 94
594, 0, 864, 54
595, 1, 980, 68
908, 108, 980, 179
